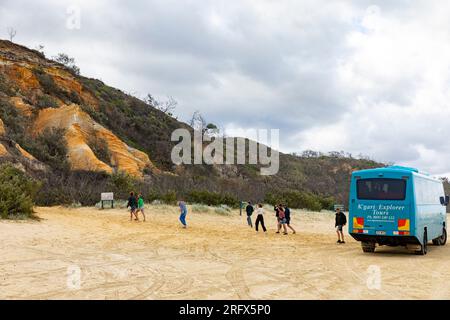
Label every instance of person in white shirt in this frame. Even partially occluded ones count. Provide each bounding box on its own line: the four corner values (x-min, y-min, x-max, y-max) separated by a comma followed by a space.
255, 204, 267, 233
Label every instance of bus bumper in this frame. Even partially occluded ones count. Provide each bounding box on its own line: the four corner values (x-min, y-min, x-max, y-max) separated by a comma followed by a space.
350, 233, 420, 246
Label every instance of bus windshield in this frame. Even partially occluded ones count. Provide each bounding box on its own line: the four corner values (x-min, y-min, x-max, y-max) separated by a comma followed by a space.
357, 178, 406, 200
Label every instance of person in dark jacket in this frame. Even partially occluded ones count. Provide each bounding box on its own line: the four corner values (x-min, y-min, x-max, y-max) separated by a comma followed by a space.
246, 202, 254, 227
283, 205, 296, 234
127, 192, 139, 221
335, 208, 347, 244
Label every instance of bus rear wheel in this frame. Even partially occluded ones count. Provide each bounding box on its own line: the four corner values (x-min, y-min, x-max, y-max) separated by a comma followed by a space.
361, 241, 375, 253
416, 230, 428, 255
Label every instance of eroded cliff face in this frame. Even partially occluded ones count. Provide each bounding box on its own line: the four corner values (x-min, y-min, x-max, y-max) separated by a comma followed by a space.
0, 40, 156, 177
33, 104, 156, 176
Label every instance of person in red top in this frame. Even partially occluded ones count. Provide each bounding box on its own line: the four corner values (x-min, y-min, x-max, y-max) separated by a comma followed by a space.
276, 204, 288, 235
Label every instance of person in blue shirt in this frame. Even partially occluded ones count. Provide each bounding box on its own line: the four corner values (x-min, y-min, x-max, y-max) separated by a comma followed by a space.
179, 200, 188, 228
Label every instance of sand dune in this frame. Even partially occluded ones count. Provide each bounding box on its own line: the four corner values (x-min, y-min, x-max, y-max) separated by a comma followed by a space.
1, 206, 450, 300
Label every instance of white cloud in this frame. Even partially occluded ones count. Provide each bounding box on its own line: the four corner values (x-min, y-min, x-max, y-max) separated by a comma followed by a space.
2, 0, 450, 176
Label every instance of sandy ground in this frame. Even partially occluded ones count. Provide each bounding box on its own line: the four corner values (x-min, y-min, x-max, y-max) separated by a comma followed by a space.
1, 205, 450, 300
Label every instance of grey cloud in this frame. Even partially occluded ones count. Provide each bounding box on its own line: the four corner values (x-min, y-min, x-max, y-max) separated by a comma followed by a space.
2, 0, 450, 175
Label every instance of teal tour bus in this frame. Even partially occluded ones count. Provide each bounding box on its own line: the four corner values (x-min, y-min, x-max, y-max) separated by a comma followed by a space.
349, 166, 448, 255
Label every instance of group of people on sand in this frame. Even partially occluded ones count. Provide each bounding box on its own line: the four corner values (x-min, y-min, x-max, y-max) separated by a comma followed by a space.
245, 201, 348, 243
127, 192, 146, 222
127, 191, 348, 244
126, 192, 189, 228
245, 202, 296, 235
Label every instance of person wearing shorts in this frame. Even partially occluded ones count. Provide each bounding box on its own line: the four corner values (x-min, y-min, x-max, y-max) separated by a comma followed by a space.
137, 193, 146, 222
277, 204, 288, 235
335, 208, 347, 244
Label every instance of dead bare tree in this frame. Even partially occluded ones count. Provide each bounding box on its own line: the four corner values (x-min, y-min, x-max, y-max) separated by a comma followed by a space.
7, 27, 16, 42
189, 110, 207, 133
144, 94, 178, 118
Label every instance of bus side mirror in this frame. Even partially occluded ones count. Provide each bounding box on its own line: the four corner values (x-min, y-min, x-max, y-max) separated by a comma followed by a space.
440, 196, 449, 206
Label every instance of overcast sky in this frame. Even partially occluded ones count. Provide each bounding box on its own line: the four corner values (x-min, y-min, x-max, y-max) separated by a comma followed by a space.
2, 0, 450, 176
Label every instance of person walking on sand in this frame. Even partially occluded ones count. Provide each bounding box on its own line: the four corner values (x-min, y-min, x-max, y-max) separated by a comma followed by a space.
283, 204, 296, 234
255, 204, 267, 233
127, 192, 139, 221
335, 207, 347, 244
274, 204, 281, 231
179, 200, 188, 228
245, 202, 254, 228
276, 204, 288, 235
137, 193, 146, 222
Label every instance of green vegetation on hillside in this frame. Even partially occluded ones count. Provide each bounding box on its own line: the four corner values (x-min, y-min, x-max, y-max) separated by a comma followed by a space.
0, 40, 391, 210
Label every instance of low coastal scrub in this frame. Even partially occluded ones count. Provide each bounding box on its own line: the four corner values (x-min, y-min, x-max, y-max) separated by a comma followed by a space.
185, 190, 239, 208
265, 191, 335, 212
191, 204, 210, 213
214, 205, 232, 215
0, 164, 40, 219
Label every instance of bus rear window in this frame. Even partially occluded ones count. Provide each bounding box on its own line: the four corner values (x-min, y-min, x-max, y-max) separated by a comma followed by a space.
357, 178, 406, 200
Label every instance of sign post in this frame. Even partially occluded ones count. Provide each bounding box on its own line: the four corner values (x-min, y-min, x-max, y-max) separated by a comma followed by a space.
101, 192, 114, 209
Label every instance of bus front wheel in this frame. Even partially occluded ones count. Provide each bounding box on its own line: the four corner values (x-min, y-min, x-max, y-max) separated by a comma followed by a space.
439, 228, 447, 246
432, 228, 447, 246
361, 242, 375, 253
416, 230, 428, 255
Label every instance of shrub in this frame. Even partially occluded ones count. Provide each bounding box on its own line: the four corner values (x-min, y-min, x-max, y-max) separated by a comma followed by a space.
219, 204, 231, 212
318, 196, 335, 211
0, 98, 28, 142
26, 128, 70, 172
191, 204, 210, 213
186, 190, 239, 208
0, 164, 40, 219
33, 68, 60, 95
147, 190, 161, 203
87, 136, 111, 166
52, 53, 80, 76
161, 190, 177, 205
264, 190, 331, 212
214, 206, 231, 215
36, 94, 58, 109
146, 189, 177, 205
35, 171, 110, 206
33, 68, 81, 104
109, 172, 136, 197
0, 72, 14, 96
